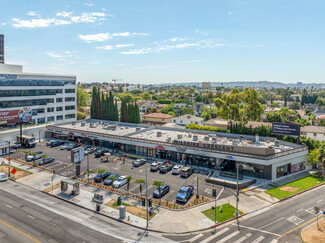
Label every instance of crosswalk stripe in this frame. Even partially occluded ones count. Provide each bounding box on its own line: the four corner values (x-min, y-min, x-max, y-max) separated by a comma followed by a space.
188, 233, 203, 242
233, 233, 252, 243
252, 236, 265, 243
200, 228, 229, 243
217, 230, 240, 243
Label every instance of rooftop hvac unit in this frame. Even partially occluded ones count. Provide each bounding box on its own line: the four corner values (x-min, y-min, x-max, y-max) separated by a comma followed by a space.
112, 126, 117, 131
157, 131, 162, 137
255, 134, 260, 144
136, 127, 141, 131
166, 136, 171, 142
232, 140, 238, 146
81, 122, 86, 127
125, 127, 129, 129
188, 132, 192, 138
89, 123, 96, 128
275, 141, 280, 147
72, 121, 76, 125
240, 135, 244, 141
193, 135, 198, 141
211, 137, 217, 144
177, 134, 182, 139
204, 136, 209, 142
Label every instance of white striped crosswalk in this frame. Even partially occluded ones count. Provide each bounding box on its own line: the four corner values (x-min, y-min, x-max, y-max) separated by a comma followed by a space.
200, 228, 229, 243
216, 230, 240, 243
233, 233, 252, 243
252, 235, 266, 243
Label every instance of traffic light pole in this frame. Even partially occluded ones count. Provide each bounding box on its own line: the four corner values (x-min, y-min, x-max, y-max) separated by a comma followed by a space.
145, 169, 149, 228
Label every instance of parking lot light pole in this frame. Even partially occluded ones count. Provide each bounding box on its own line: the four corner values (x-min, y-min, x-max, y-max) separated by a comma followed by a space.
145, 169, 149, 228
8, 140, 11, 177
87, 154, 90, 182
236, 162, 240, 231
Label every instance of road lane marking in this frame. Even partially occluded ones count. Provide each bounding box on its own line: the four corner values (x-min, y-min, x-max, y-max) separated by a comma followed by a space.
297, 208, 303, 212
200, 228, 229, 243
287, 215, 304, 225
188, 233, 203, 242
28, 215, 35, 219
251, 235, 265, 243
276, 214, 322, 240
233, 233, 252, 243
217, 230, 239, 243
234, 225, 280, 236
0, 219, 41, 243
317, 199, 323, 203
305, 207, 317, 215
6, 205, 12, 208
259, 217, 284, 230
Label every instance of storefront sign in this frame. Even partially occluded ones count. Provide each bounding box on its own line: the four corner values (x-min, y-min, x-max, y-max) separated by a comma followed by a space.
176, 146, 187, 153
0, 107, 32, 125
272, 122, 300, 137
155, 145, 165, 150
173, 140, 235, 152
0, 74, 17, 79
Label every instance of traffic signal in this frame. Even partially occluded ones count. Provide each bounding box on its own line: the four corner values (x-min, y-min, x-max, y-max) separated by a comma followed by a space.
141, 198, 145, 207
117, 196, 122, 206
212, 189, 217, 198
148, 199, 152, 207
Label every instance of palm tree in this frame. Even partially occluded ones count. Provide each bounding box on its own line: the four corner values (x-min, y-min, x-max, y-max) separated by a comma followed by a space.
153, 180, 164, 204
97, 169, 105, 181
126, 176, 133, 191
40, 154, 48, 165
31, 152, 38, 165
84, 169, 94, 182
136, 179, 145, 196
318, 142, 325, 179
23, 151, 30, 161
108, 175, 117, 184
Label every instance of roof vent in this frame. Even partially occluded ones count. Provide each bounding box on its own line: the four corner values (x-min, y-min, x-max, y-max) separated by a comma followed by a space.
232, 140, 238, 146
204, 136, 209, 142
193, 135, 198, 141
177, 134, 182, 139
81, 122, 86, 127
187, 115, 191, 119
166, 136, 171, 142
211, 137, 217, 144
136, 127, 141, 131
157, 131, 162, 137
255, 134, 260, 144
72, 121, 76, 125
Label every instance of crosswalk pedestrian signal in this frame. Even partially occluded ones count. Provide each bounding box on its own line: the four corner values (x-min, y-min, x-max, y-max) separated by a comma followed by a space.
141, 198, 145, 207
117, 196, 122, 206
212, 189, 217, 198
148, 199, 152, 207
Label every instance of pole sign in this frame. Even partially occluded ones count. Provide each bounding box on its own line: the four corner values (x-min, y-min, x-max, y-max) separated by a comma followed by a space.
272, 122, 301, 137
71, 147, 85, 163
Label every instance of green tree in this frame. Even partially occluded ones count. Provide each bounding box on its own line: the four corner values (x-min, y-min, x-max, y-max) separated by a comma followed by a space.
126, 176, 133, 192
31, 152, 38, 165
308, 149, 319, 167
142, 92, 152, 100
195, 94, 203, 102
23, 150, 30, 161
318, 142, 325, 179
136, 179, 146, 196
77, 86, 90, 107
181, 107, 194, 115
153, 180, 164, 203
289, 101, 301, 110
97, 169, 105, 181
40, 154, 48, 165
77, 110, 87, 120
84, 169, 94, 182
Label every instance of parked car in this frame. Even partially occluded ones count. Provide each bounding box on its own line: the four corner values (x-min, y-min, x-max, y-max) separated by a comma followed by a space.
112, 175, 128, 188
180, 167, 194, 178
67, 143, 80, 151
172, 165, 184, 174
50, 140, 64, 147
95, 150, 108, 158
46, 140, 56, 146
0, 172, 8, 182
176, 185, 194, 203
84, 147, 97, 155
153, 184, 170, 198
103, 173, 120, 186
60, 143, 71, 150
38, 157, 55, 165
133, 159, 146, 167
26, 151, 43, 161
94, 172, 111, 183
11, 142, 21, 149
150, 161, 163, 171
158, 163, 173, 173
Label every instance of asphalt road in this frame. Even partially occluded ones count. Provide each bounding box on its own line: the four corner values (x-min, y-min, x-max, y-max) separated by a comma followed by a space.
163, 184, 325, 243
12, 141, 234, 203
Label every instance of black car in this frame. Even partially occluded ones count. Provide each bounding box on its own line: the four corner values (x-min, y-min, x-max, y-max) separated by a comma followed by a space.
158, 163, 173, 173
38, 157, 55, 165
50, 140, 64, 147
94, 172, 111, 183
153, 184, 170, 198
95, 150, 108, 158
103, 173, 120, 186
67, 143, 80, 151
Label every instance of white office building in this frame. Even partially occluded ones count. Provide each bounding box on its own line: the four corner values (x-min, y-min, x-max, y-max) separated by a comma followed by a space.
0, 63, 77, 125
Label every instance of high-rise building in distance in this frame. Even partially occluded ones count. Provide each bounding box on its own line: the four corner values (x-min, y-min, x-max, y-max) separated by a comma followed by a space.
0, 34, 4, 64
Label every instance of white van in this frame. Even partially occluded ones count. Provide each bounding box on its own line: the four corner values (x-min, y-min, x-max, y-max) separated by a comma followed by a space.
0, 172, 8, 182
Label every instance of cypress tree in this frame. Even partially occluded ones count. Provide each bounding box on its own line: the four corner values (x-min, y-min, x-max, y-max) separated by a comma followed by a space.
134, 101, 140, 123
124, 102, 129, 122
90, 86, 96, 119
113, 99, 119, 121
105, 93, 110, 120
94, 86, 101, 119
120, 99, 125, 122
99, 91, 104, 120
108, 90, 114, 120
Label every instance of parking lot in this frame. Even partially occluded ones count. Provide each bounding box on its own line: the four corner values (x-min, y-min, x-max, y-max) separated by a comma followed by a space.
10, 140, 235, 204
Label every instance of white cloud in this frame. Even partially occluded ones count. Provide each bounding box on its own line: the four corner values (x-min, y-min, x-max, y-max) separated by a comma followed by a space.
112, 32, 131, 37
227, 11, 232, 15
170, 37, 187, 42
78, 33, 112, 42
96, 45, 114, 50
46, 51, 73, 58
84, 3, 94, 7
27, 11, 38, 16
12, 11, 107, 28
115, 44, 134, 48
1, 22, 7, 26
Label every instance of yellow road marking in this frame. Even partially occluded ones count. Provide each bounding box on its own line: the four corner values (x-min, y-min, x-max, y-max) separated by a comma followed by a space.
276, 214, 322, 240
0, 218, 42, 243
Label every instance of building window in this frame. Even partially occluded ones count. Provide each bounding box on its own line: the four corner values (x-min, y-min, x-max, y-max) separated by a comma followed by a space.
65, 89, 75, 93
313, 133, 317, 137
47, 107, 54, 112
0, 89, 63, 97
56, 98, 63, 102
47, 116, 54, 122
65, 114, 75, 119
65, 97, 75, 102
0, 79, 75, 86
65, 105, 75, 111
32, 108, 45, 115
56, 115, 63, 120
195, 122, 198, 125
180, 120, 183, 123
56, 107, 63, 112
37, 118, 45, 124
0, 99, 54, 108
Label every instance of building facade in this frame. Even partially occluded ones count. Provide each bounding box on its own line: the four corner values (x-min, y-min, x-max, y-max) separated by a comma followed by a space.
0, 34, 4, 64
172, 114, 204, 126
0, 64, 76, 125
46, 120, 309, 182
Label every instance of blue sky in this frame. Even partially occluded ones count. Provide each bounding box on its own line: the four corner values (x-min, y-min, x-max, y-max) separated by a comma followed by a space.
0, 0, 324, 84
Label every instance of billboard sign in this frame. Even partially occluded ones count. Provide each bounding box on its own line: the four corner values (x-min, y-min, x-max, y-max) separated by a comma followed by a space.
0, 107, 32, 125
272, 122, 301, 137
71, 147, 85, 163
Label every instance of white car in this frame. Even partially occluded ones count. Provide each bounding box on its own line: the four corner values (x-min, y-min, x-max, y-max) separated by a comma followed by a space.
60, 143, 70, 150
26, 151, 43, 161
172, 165, 184, 174
0, 172, 8, 182
150, 161, 163, 171
112, 176, 128, 188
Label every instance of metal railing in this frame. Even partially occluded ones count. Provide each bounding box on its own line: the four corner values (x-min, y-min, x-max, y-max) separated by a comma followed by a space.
46, 125, 308, 160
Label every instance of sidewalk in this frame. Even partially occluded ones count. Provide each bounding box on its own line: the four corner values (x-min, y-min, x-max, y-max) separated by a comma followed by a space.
1, 157, 274, 233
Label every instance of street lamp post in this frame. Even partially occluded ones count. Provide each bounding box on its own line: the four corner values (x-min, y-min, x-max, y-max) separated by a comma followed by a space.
145, 169, 149, 228
236, 162, 240, 231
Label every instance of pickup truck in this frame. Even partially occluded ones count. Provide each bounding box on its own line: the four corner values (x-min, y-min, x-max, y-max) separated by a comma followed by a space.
176, 185, 194, 203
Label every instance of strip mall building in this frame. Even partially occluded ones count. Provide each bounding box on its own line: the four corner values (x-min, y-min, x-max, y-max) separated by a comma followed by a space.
46, 119, 309, 182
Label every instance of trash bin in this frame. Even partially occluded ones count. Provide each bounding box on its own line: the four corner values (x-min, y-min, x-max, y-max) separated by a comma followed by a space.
119, 205, 126, 219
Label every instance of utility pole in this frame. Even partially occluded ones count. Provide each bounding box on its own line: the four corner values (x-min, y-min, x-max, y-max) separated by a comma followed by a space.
87, 153, 90, 182
145, 169, 149, 228
39, 129, 41, 143
8, 140, 11, 177
236, 163, 240, 231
